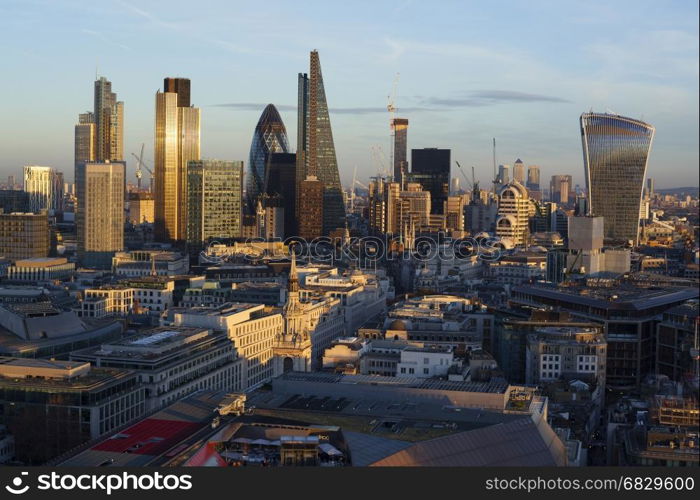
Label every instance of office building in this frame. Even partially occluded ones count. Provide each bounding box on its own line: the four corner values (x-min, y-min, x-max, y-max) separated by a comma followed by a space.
0, 357, 144, 464
74, 112, 96, 165
527, 165, 541, 191
0, 190, 29, 213
513, 158, 525, 184
112, 250, 189, 277
93, 76, 124, 162
71, 327, 242, 411
391, 118, 409, 185
296, 51, 345, 236
75, 161, 125, 269
495, 182, 532, 246
154, 78, 201, 242
264, 152, 297, 238
580, 112, 655, 244
0, 211, 50, 260
7, 257, 75, 282
186, 159, 243, 248
497, 164, 511, 185
550, 174, 572, 204
127, 191, 154, 224
23, 165, 62, 213
246, 104, 290, 214
408, 148, 450, 215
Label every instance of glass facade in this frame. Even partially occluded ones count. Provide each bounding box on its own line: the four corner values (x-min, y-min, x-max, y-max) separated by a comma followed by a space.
296, 51, 346, 236
580, 112, 655, 244
246, 104, 289, 214
408, 148, 450, 214
187, 160, 243, 247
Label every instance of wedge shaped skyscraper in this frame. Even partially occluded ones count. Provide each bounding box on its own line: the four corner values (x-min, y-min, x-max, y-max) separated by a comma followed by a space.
580, 112, 654, 244
296, 50, 346, 237
246, 104, 290, 214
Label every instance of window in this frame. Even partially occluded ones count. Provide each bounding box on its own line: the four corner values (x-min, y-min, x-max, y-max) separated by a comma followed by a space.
423, 368, 429, 375
424, 357, 429, 364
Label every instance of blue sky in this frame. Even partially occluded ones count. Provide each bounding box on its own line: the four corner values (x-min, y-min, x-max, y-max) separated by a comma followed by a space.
1, 0, 698, 188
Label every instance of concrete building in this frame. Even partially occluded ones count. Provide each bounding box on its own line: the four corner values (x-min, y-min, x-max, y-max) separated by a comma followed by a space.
7, 257, 75, 282
525, 326, 607, 386
0, 357, 144, 464
486, 251, 547, 285
171, 303, 282, 391
655, 301, 699, 382
23, 166, 63, 214
127, 192, 154, 224
70, 327, 242, 411
0, 211, 50, 260
112, 250, 189, 277
496, 182, 532, 246
396, 344, 453, 378
75, 161, 125, 269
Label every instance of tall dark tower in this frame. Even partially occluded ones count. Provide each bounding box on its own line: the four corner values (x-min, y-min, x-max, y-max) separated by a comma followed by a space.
408, 148, 451, 214
163, 78, 191, 107
296, 50, 345, 237
246, 104, 290, 214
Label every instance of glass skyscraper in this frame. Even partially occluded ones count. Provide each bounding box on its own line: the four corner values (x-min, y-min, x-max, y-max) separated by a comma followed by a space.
296, 50, 346, 236
408, 148, 450, 215
580, 112, 655, 244
246, 104, 290, 214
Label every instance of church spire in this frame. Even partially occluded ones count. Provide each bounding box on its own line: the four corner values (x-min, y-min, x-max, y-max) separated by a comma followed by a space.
288, 246, 299, 294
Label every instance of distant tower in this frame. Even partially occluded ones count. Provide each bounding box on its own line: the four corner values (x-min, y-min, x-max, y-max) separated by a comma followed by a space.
580, 112, 654, 244
391, 118, 409, 185
513, 158, 526, 184
93, 76, 123, 162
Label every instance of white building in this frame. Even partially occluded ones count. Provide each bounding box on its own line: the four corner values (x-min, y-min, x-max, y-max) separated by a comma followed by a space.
496, 182, 532, 246
112, 250, 189, 277
396, 345, 453, 378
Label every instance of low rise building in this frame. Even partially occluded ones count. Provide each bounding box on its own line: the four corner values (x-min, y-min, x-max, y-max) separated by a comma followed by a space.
112, 250, 189, 277
7, 257, 75, 282
0, 357, 144, 464
70, 327, 242, 411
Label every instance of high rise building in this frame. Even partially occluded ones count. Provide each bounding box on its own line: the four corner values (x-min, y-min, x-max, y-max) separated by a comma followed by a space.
246, 104, 290, 214
93, 77, 123, 162
497, 164, 511, 185
154, 78, 201, 242
526, 165, 540, 191
646, 177, 655, 199
495, 182, 532, 246
408, 148, 450, 215
513, 159, 526, 184
549, 174, 572, 204
23, 166, 62, 213
264, 152, 297, 238
392, 118, 409, 185
75, 161, 125, 268
580, 112, 655, 244
186, 159, 243, 248
296, 50, 345, 237
75, 112, 96, 165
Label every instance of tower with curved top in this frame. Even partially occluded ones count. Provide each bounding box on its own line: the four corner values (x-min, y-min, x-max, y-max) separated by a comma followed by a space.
580, 112, 654, 245
246, 104, 290, 214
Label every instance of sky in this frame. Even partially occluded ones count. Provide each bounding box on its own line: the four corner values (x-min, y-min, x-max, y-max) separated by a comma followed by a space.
1, 0, 698, 189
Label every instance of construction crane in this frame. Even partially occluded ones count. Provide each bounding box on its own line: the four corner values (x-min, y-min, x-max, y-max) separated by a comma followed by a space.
131, 143, 154, 191
455, 161, 472, 191
370, 145, 390, 178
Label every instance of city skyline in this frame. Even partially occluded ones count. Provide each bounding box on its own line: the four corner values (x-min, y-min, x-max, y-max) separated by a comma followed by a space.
1, 0, 697, 189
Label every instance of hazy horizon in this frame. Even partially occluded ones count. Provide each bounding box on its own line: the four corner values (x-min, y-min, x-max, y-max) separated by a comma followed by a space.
1, 0, 698, 189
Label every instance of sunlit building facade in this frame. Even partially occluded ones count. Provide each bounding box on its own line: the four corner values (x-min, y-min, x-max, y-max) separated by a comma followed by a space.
580, 112, 655, 244
154, 78, 201, 242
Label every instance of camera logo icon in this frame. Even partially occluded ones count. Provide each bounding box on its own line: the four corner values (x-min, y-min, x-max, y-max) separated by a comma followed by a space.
5, 472, 29, 495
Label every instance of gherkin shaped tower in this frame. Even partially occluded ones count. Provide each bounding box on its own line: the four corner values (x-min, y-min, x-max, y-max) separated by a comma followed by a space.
246, 104, 290, 214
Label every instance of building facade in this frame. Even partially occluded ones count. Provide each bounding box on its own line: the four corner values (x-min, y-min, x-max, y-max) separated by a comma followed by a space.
580, 112, 655, 244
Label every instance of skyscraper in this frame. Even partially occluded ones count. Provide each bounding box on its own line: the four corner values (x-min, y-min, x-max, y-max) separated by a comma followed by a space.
296, 50, 345, 237
264, 152, 297, 238
526, 165, 540, 191
154, 78, 201, 242
76, 161, 125, 268
23, 166, 62, 213
93, 77, 123, 162
580, 112, 655, 244
513, 158, 526, 184
408, 148, 450, 214
497, 164, 511, 185
75, 112, 96, 165
550, 174, 572, 204
186, 160, 243, 248
246, 104, 290, 214
392, 118, 409, 185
